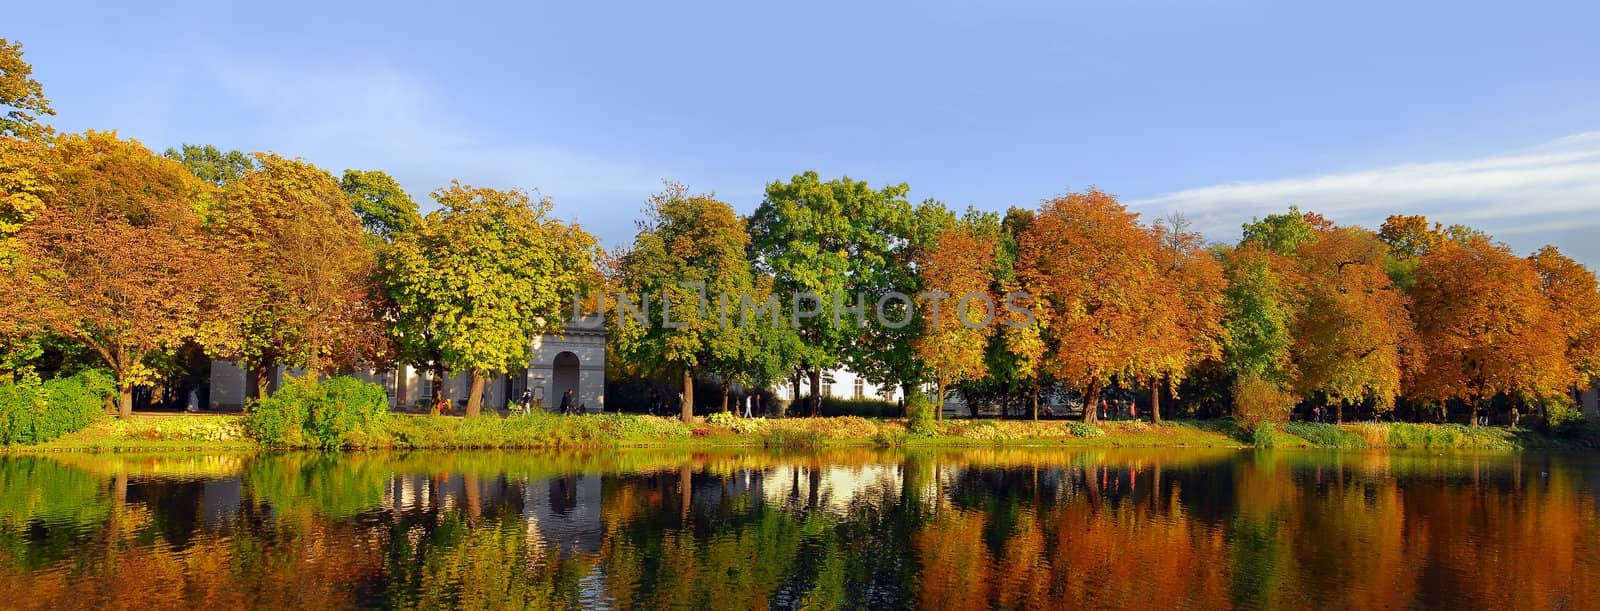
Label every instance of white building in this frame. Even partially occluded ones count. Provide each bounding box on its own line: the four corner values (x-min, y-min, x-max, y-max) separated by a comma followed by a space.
208, 314, 607, 413
773, 368, 908, 403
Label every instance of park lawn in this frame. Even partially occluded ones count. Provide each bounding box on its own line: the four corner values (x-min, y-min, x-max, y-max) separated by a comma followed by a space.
5, 412, 1586, 452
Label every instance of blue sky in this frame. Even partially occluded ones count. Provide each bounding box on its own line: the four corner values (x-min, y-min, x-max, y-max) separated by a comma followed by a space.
10, 1, 1600, 262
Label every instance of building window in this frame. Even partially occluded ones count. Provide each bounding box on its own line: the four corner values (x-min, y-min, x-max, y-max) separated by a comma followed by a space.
821, 373, 833, 398
853, 379, 864, 399
880, 385, 894, 400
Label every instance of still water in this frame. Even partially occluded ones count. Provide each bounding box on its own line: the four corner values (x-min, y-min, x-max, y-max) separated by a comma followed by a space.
0, 448, 1596, 609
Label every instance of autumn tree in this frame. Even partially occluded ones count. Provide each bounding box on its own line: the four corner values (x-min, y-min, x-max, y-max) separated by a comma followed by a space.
0, 132, 244, 416
387, 182, 596, 416
0, 135, 50, 263
612, 183, 760, 422
1410, 235, 1567, 425
0, 39, 53, 263
913, 213, 1001, 420
748, 171, 910, 415
220, 154, 381, 391
1017, 188, 1159, 424
1529, 246, 1600, 395
1138, 213, 1227, 423
1288, 227, 1416, 423
966, 206, 1050, 419
1377, 214, 1445, 290
0, 39, 54, 141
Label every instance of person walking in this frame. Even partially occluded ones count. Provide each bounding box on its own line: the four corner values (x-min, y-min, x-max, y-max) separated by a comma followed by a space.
559, 389, 574, 415
743, 394, 755, 418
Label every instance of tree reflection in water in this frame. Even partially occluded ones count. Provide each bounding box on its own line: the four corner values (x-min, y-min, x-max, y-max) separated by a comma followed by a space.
0, 448, 1596, 609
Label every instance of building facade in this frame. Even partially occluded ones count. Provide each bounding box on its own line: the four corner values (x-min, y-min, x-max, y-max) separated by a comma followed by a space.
208, 315, 607, 413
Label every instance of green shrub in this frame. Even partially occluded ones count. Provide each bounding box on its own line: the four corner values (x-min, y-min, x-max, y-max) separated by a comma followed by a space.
905, 393, 937, 438
0, 370, 113, 445
1544, 399, 1589, 438
1068, 422, 1104, 439
1283, 422, 1367, 449
1232, 375, 1294, 433
1252, 422, 1280, 448
246, 376, 390, 449
706, 411, 738, 427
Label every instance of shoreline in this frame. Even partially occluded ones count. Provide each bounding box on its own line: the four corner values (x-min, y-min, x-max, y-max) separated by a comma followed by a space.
3, 412, 1590, 454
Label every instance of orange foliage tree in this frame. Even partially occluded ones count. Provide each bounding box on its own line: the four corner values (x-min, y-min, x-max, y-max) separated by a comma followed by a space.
1288, 226, 1418, 423
913, 217, 1000, 420
1017, 189, 1160, 424
1529, 246, 1600, 394
1409, 235, 1567, 424
0, 132, 245, 416
1139, 213, 1228, 423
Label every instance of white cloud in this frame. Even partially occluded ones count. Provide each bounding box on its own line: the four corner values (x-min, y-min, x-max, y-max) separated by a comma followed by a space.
1130, 132, 1600, 263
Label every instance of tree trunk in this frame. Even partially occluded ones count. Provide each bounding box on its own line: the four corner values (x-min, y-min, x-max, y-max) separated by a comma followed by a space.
1151, 379, 1162, 424
682, 369, 695, 423
118, 386, 133, 419
1335, 399, 1343, 425
936, 380, 945, 422
465, 370, 486, 417
721, 382, 730, 413
1032, 383, 1040, 421
248, 361, 273, 400
431, 364, 446, 402
1084, 379, 1101, 424
808, 368, 821, 417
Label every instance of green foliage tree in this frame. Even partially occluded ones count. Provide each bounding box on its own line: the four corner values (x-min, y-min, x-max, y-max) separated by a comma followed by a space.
748, 171, 910, 416
1240, 206, 1326, 257
162, 144, 255, 188
1221, 247, 1294, 386
342, 169, 421, 240
387, 182, 597, 416
613, 183, 763, 421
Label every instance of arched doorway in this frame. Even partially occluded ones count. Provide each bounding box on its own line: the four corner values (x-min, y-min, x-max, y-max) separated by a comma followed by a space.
553, 351, 580, 409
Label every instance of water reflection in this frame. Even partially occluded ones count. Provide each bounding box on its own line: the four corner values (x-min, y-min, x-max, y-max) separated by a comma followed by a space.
0, 448, 1596, 609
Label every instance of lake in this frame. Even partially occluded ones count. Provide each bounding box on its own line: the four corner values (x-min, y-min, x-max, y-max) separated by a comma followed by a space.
0, 447, 1596, 609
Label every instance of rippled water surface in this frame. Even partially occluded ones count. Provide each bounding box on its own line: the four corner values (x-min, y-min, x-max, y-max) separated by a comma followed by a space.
1, 448, 1597, 609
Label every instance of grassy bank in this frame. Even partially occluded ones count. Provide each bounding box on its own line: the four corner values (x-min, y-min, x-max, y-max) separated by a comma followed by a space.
6, 412, 1593, 453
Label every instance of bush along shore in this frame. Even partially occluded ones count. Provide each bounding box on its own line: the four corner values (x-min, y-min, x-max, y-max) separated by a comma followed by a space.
9, 410, 1597, 454
2, 376, 1595, 452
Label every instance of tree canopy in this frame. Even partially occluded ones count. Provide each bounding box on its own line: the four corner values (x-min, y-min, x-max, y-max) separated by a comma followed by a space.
387, 183, 597, 416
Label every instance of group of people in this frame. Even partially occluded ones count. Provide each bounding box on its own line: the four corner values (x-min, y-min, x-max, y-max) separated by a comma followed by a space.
1094, 398, 1138, 421
510, 388, 581, 415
